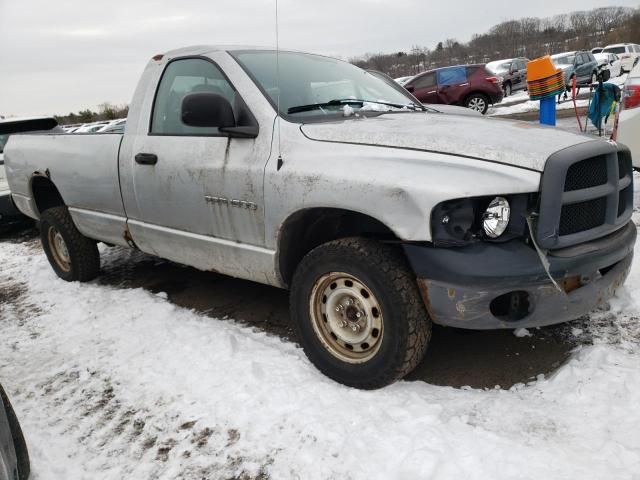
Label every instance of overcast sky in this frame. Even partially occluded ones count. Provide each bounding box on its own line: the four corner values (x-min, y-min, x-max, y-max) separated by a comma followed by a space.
1, 0, 637, 117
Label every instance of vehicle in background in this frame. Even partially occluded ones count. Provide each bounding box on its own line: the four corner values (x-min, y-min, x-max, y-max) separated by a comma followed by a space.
591, 47, 604, 54
486, 57, 529, 97
403, 64, 503, 114
74, 122, 110, 133
99, 119, 127, 134
617, 62, 640, 170
1, 117, 61, 226
594, 52, 623, 80
551, 51, 599, 88
0, 383, 30, 480
62, 123, 82, 133
367, 70, 482, 117
97, 118, 126, 133
602, 43, 640, 73
393, 76, 413, 86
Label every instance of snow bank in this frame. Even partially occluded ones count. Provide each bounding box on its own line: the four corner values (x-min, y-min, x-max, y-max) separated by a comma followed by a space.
1, 214, 639, 479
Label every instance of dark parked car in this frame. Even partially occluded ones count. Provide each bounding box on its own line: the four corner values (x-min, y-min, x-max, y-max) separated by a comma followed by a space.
485, 57, 529, 97
0, 384, 29, 480
403, 65, 504, 114
551, 51, 599, 89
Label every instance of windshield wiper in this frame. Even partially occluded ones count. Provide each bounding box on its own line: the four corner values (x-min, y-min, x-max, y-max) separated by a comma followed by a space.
287, 99, 423, 114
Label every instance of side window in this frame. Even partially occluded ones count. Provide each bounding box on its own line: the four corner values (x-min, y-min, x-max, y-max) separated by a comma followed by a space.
151, 58, 236, 135
411, 72, 437, 90
575, 54, 584, 65
634, 45, 640, 53
437, 67, 467, 86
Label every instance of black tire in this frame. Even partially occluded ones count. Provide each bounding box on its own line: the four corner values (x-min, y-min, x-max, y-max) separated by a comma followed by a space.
0, 385, 30, 480
40, 206, 100, 282
463, 93, 489, 114
503, 82, 512, 97
290, 237, 431, 389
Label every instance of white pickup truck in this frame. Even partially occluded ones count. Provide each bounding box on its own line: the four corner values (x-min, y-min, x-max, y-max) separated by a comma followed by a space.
3, 46, 636, 389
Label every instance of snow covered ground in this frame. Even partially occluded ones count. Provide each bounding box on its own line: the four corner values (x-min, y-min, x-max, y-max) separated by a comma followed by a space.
1, 190, 640, 479
489, 74, 628, 117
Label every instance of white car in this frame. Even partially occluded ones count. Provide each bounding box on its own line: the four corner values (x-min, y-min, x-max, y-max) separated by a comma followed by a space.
394, 76, 413, 86
602, 43, 640, 73
617, 63, 640, 170
74, 122, 110, 133
97, 118, 126, 132
594, 52, 623, 79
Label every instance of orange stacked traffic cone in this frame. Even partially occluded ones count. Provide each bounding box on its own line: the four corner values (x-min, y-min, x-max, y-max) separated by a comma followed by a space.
527, 56, 565, 100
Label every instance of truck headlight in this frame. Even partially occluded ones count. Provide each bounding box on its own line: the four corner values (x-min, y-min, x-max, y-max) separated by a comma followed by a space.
482, 197, 510, 238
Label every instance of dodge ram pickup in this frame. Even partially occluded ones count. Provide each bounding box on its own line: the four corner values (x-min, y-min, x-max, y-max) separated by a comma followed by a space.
3, 46, 636, 389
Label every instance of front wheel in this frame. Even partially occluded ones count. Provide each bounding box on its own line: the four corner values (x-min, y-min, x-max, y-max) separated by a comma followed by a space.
464, 93, 489, 114
40, 206, 100, 282
290, 238, 431, 389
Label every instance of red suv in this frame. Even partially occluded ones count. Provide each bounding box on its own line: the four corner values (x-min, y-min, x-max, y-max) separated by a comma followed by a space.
403, 65, 504, 114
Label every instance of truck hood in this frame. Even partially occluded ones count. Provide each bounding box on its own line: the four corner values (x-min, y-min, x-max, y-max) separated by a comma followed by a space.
300, 112, 594, 172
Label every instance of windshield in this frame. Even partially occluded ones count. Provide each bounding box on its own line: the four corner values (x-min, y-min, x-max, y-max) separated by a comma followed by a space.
0, 135, 8, 154
231, 50, 419, 120
552, 55, 575, 65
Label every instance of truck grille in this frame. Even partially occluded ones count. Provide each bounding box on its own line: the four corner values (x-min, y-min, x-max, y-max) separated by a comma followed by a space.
558, 198, 607, 235
564, 155, 608, 191
536, 143, 633, 249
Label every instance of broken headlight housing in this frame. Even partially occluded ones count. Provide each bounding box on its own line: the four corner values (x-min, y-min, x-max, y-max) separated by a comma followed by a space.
430, 194, 537, 247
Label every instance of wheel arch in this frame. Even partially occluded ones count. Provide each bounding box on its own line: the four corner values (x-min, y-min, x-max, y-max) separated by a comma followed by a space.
276, 207, 403, 287
29, 174, 66, 217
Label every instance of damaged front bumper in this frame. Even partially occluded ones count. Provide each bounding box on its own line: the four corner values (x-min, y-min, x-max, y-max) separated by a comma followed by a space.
403, 221, 636, 329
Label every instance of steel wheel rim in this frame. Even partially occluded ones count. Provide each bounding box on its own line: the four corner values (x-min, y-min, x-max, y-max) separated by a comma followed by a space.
469, 97, 486, 112
309, 272, 384, 364
48, 226, 71, 272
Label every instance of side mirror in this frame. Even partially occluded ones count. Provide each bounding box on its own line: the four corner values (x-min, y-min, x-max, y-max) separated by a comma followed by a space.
405, 85, 415, 93
181, 93, 235, 128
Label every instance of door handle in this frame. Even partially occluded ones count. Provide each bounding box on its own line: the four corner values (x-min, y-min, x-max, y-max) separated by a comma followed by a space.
135, 153, 158, 165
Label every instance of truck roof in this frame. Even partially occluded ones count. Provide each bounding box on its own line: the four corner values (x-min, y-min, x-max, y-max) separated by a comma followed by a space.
162, 45, 278, 58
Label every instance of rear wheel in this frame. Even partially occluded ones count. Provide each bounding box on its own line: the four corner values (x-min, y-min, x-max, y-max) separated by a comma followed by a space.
290, 238, 431, 389
464, 93, 489, 114
40, 206, 100, 282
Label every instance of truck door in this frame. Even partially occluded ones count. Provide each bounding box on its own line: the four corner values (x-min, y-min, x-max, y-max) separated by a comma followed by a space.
121, 56, 272, 278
